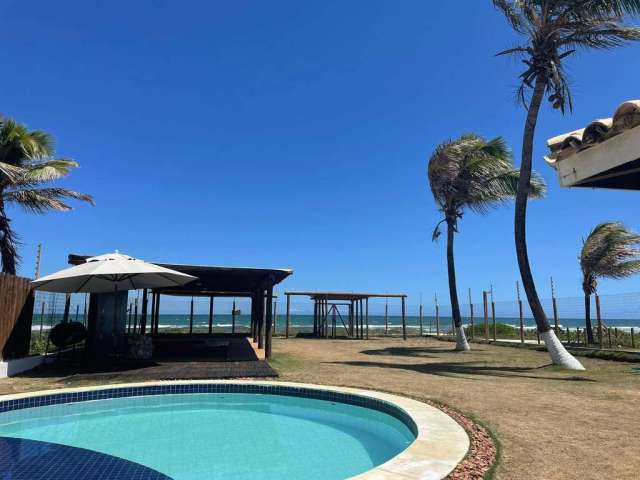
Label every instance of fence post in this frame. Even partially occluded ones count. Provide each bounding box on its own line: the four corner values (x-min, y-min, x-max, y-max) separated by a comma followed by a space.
435, 295, 440, 337
490, 286, 496, 342
517, 282, 524, 343
595, 294, 603, 349
468, 288, 474, 340
38, 301, 45, 338
631, 328, 635, 349
419, 294, 423, 336
483, 291, 489, 342
384, 298, 389, 335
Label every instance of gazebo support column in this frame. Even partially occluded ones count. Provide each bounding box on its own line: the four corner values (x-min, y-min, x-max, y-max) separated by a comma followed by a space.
285, 293, 290, 339
365, 298, 369, 340
189, 297, 194, 335
208, 296, 214, 334
257, 289, 265, 349
401, 296, 406, 340
139, 289, 148, 334
154, 294, 161, 335
265, 284, 274, 358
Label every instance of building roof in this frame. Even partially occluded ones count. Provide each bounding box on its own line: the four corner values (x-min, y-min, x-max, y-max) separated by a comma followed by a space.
68, 254, 292, 296
545, 100, 640, 190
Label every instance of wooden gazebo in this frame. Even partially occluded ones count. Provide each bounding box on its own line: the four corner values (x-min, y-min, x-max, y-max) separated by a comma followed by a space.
283, 291, 407, 340
68, 254, 292, 358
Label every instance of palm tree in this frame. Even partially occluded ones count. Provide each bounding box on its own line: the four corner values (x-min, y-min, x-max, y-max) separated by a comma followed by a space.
580, 222, 640, 344
493, 0, 640, 369
428, 134, 545, 351
0, 116, 94, 274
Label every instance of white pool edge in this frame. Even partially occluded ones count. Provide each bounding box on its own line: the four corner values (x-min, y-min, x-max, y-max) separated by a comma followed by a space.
0, 380, 470, 480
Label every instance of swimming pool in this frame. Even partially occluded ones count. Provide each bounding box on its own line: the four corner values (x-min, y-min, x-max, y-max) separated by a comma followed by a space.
0, 382, 469, 479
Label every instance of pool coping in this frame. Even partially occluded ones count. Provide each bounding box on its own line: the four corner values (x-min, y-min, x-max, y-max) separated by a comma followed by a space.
0, 380, 469, 480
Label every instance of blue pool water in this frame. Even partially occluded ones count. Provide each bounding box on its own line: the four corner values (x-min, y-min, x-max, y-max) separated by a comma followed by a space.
0, 393, 415, 479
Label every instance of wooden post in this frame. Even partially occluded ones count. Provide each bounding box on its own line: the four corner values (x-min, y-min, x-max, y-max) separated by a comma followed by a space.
285, 294, 291, 339
39, 301, 46, 338
140, 289, 148, 334
208, 296, 214, 334
63, 294, 71, 323
517, 282, 524, 343
595, 294, 603, 349
326, 298, 330, 339
273, 299, 277, 335
133, 298, 138, 334
401, 296, 406, 340
354, 300, 359, 339
483, 291, 489, 342
189, 297, 194, 334
313, 300, 318, 337
468, 289, 474, 340
631, 328, 635, 349
252, 293, 258, 342
154, 293, 161, 335
258, 290, 265, 349
435, 302, 440, 337
384, 299, 389, 335
232, 299, 237, 334
265, 285, 273, 358
419, 303, 423, 337
490, 286, 496, 341
365, 298, 369, 340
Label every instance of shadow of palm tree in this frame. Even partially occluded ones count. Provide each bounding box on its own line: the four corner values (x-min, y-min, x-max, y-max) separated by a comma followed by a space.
359, 346, 489, 357
326, 360, 595, 382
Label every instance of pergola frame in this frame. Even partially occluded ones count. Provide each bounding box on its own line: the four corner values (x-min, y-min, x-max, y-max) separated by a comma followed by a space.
284, 292, 407, 340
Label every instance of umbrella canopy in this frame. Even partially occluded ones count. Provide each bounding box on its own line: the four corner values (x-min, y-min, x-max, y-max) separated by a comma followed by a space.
31, 251, 197, 293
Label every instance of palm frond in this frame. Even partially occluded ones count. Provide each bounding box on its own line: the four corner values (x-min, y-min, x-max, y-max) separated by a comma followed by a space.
580, 222, 640, 292
4, 187, 95, 214
16, 159, 79, 184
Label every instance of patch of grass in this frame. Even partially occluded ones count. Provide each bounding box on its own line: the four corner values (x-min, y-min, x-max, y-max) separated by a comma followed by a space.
268, 352, 304, 373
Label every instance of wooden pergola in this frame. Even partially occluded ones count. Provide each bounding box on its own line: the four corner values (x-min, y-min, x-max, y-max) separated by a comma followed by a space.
283, 291, 408, 340
68, 254, 292, 359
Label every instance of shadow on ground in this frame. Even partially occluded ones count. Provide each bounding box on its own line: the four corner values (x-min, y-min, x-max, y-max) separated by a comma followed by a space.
326, 359, 595, 382
359, 346, 490, 357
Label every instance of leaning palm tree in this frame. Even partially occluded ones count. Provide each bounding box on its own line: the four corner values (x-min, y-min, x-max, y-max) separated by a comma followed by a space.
0, 116, 94, 274
493, 0, 640, 369
580, 222, 640, 344
428, 134, 545, 351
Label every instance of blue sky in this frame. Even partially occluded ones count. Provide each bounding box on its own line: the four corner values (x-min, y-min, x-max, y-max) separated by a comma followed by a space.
3, 0, 640, 304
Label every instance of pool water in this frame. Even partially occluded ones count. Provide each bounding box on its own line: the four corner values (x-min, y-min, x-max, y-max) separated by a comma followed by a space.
0, 393, 415, 479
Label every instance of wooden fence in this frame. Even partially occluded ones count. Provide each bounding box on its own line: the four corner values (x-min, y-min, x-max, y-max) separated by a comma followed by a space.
0, 273, 34, 360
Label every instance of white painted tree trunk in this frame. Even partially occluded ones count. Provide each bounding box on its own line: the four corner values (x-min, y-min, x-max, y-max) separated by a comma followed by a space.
455, 326, 470, 351
540, 330, 585, 371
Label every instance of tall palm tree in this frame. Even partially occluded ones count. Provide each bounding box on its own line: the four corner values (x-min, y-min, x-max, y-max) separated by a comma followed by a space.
0, 116, 94, 274
580, 222, 640, 344
493, 0, 640, 369
428, 134, 545, 351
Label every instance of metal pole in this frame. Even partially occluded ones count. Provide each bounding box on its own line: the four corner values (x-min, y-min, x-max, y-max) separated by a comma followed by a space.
401, 296, 406, 340
483, 291, 489, 342
285, 294, 291, 339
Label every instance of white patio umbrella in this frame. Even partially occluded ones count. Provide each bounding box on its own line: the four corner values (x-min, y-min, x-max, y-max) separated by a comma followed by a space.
31, 251, 197, 293
31, 251, 197, 353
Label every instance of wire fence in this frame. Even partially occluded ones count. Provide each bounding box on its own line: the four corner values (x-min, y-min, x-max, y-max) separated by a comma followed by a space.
29, 289, 640, 352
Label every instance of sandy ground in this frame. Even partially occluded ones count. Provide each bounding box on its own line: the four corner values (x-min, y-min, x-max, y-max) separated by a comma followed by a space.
269, 337, 640, 480
1, 336, 638, 479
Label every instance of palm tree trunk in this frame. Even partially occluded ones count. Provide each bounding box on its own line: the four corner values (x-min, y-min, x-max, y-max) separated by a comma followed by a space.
584, 292, 594, 344
446, 216, 469, 351
515, 75, 584, 370
0, 195, 18, 275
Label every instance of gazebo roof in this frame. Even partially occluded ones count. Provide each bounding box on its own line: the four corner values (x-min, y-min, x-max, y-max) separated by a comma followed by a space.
545, 99, 640, 190
285, 291, 407, 301
68, 254, 292, 296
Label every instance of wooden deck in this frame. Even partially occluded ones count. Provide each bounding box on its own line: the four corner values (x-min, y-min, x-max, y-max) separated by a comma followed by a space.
21, 335, 277, 382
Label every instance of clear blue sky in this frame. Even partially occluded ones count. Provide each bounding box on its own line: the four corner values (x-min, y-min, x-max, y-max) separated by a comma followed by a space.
3, 0, 640, 303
